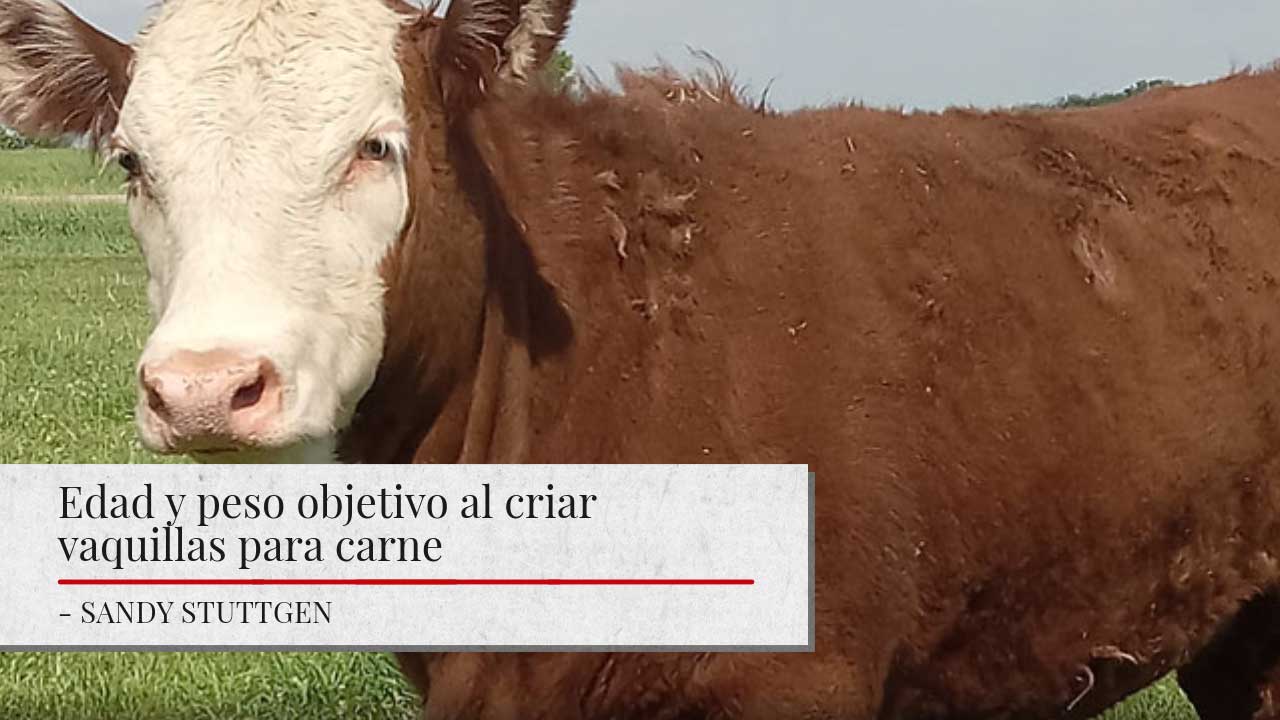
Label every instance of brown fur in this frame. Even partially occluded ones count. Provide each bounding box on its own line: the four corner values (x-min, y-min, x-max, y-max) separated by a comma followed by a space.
342, 9, 1280, 719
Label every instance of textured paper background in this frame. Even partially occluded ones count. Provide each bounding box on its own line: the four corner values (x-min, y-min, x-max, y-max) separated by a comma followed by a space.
0, 465, 811, 650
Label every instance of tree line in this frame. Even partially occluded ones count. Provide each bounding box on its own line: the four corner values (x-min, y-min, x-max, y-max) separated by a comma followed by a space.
1027, 78, 1173, 110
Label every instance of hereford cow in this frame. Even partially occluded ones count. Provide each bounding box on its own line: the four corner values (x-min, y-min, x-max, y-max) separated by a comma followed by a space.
3, 0, 1280, 718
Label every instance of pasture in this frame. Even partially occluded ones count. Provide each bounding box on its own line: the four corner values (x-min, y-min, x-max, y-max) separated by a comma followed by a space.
0, 148, 1196, 718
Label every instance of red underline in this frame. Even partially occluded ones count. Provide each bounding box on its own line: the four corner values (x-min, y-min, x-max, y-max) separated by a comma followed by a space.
58, 578, 755, 587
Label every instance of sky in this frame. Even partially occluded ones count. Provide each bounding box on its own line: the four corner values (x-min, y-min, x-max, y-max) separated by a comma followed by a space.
64, 0, 1280, 111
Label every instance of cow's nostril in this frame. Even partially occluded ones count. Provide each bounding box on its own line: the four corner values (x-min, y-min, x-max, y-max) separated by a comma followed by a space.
142, 371, 170, 418
139, 352, 281, 452
231, 375, 267, 411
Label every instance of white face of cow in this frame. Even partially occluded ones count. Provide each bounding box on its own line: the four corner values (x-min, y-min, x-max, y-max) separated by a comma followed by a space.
0, 0, 575, 463
117, 0, 411, 463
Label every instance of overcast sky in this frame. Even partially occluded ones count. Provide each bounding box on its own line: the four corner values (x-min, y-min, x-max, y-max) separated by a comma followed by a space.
64, 0, 1280, 110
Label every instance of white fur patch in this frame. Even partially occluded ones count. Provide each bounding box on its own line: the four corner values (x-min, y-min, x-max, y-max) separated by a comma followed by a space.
119, 0, 412, 463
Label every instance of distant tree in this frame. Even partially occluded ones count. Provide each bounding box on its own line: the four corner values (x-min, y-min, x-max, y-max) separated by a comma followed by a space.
1036, 79, 1174, 110
1, 125, 30, 150
542, 49, 578, 95
0, 124, 74, 150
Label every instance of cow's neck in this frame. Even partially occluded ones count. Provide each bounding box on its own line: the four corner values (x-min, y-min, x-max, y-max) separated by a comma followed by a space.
340, 101, 574, 464
338, 112, 488, 462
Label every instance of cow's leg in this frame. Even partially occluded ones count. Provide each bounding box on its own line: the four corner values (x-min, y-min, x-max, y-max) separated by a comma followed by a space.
1259, 669, 1280, 719
1177, 589, 1280, 720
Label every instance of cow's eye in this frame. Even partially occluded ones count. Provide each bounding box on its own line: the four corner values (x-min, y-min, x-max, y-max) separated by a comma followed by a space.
117, 150, 142, 178
359, 138, 392, 162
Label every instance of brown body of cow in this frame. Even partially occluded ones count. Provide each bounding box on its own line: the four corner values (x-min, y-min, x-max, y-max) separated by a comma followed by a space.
4, 0, 1280, 718
350, 45, 1280, 720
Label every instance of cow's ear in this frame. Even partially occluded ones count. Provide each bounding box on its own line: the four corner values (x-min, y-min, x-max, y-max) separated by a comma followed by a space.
0, 0, 132, 147
433, 0, 574, 113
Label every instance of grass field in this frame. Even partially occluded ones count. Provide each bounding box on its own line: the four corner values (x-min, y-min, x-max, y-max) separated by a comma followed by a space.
0, 149, 1198, 718
0, 653, 417, 720
0, 148, 127, 196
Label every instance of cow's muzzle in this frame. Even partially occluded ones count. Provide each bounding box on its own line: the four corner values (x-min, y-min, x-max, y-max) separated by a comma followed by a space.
138, 349, 283, 454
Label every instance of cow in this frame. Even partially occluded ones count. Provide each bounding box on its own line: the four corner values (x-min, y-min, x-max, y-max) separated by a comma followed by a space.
3, 0, 1280, 717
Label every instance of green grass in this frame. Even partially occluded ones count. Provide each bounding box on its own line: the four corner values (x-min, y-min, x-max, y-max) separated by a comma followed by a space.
0, 201, 136, 257
1100, 676, 1199, 720
0, 148, 1199, 719
0, 652, 417, 720
0, 148, 125, 196
0, 190, 148, 463
0, 256, 157, 463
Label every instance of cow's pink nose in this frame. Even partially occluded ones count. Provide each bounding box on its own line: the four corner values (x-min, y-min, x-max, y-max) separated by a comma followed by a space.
139, 350, 282, 452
